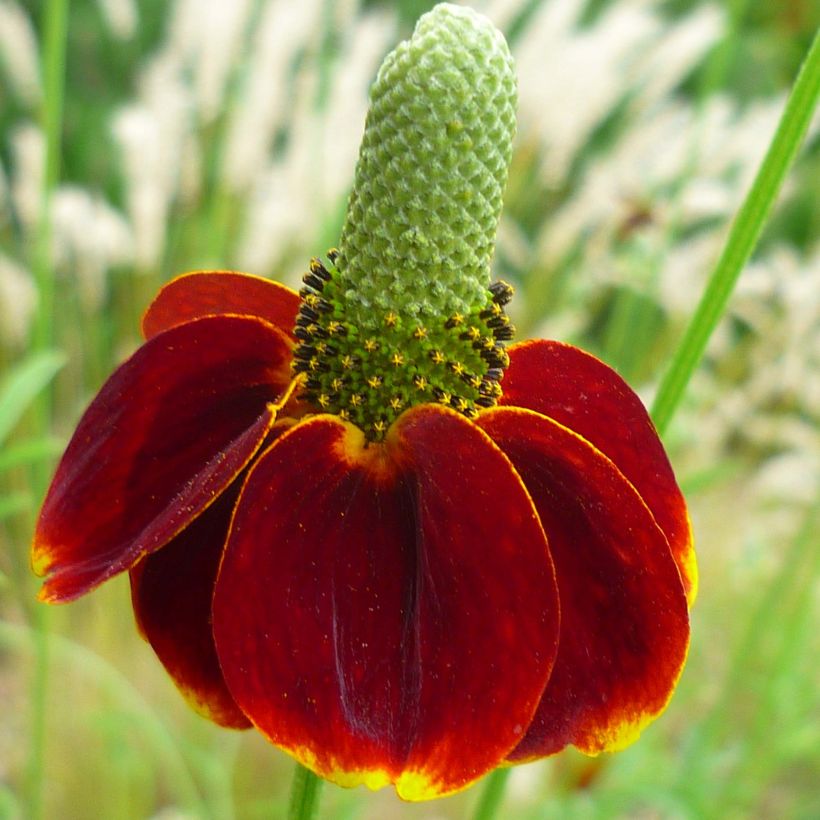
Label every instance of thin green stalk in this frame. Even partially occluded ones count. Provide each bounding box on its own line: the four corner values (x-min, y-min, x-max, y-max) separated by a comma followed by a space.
31, 0, 69, 355
472, 767, 512, 820
287, 764, 323, 820
483, 27, 820, 820
26, 602, 50, 820
27, 2, 70, 817
650, 28, 820, 434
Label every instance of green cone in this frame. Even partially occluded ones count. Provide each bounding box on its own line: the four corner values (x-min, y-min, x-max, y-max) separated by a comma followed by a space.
293, 4, 517, 439
337, 3, 517, 325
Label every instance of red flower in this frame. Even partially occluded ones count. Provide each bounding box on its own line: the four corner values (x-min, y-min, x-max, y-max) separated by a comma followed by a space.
32, 270, 694, 800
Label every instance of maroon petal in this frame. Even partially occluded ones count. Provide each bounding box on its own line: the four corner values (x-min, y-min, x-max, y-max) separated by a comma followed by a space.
500, 340, 696, 603
142, 271, 300, 341
213, 408, 558, 799
130, 486, 250, 729
478, 407, 689, 760
33, 315, 294, 602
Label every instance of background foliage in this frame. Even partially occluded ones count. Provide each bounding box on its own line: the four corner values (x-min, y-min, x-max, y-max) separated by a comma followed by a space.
0, 0, 818, 817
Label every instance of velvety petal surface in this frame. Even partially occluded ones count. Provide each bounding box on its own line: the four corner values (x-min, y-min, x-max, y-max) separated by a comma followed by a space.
478, 407, 689, 761
130, 485, 250, 729
142, 271, 300, 341
33, 315, 294, 602
500, 340, 697, 603
213, 407, 559, 800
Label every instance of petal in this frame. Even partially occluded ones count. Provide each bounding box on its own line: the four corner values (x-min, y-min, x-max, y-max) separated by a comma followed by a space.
213, 407, 559, 800
142, 271, 300, 341
33, 315, 294, 603
130, 485, 250, 729
477, 407, 689, 760
500, 340, 697, 603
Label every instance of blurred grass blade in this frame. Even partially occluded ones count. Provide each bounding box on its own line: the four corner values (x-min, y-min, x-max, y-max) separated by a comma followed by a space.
0, 621, 207, 816
0, 437, 65, 473
0, 493, 32, 520
0, 785, 22, 818
651, 28, 820, 434
27, 0, 71, 815
679, 499, 820, 812
0, 351, 66, 446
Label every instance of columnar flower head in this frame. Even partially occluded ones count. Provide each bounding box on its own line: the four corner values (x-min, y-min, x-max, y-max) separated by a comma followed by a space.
32, 4, 695, 802
294, 3, 517, 437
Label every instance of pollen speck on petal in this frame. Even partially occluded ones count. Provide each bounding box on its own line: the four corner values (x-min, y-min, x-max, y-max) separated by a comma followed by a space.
501, 340, 697, 604
479, 406, 689, 760
33, 315, 292, 602
213, 408, 559, 798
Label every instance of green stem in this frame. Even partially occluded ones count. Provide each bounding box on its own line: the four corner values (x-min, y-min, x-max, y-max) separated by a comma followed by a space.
26, 604, 50, 820
472, 767, 511, 820
650, 27, 820, 435
483, 27, 820, 820
27, 2, 70, 817
286, 764, 323, 820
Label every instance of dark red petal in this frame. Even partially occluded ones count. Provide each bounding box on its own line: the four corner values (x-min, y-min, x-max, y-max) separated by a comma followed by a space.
33, 315, 295, 603
142, 271, 300, 341
477, 407, 689, 760
130, 485, 250, 729
213, 408, 558, 799
500, 340, 696, 603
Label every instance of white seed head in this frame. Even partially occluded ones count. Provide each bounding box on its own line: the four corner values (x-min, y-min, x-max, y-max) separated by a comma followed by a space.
95, 0, 138, 40
0, 1, 41, 105
0, 253, 36, 346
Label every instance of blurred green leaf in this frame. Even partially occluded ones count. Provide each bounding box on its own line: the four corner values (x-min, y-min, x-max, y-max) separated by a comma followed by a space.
0, 492, 32, 520
0, 437, 65, 473
0, 351, 66, 446
0, 784, 23, 820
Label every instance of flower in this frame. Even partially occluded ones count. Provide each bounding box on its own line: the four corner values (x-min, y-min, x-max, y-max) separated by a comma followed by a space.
32, 4, 694, 802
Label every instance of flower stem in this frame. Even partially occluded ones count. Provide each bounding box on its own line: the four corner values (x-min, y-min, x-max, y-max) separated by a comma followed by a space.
472, 767, 511, 820
650, 27, 820, 435
286, 764, 323, 820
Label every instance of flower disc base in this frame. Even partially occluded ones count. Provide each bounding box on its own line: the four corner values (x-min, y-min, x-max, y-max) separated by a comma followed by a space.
293, 252, 515, 439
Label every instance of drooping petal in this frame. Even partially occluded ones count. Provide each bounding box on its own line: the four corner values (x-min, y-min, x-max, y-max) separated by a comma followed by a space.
130, 485, 250, 729
33, 315, 294, 603
500, 340, 697, 603
477, 407, 689, 761
142, 271, 300, 341
213, 407, 559, 800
